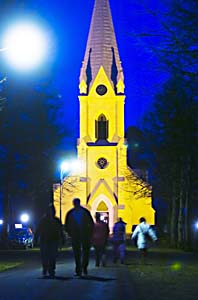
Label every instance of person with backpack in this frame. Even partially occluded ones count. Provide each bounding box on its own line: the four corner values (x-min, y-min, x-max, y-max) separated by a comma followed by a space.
131, 217, 157, 263
112, 218, 126, 264
34, 203, 65, 278
92, 213, 109, 267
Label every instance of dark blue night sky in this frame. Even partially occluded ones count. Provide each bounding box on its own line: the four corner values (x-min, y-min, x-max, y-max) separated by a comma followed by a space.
1, 0, 170, 152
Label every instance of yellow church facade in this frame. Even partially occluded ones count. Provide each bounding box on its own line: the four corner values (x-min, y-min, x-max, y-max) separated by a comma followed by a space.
53, 0, 155, 234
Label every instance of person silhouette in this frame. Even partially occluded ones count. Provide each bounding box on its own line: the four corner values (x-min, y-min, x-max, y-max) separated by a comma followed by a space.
35, 203, 64, 278
112, 218, 126, 264
131, 217, 157, 263
65, 198, 94, 277
92, 213, 109, 267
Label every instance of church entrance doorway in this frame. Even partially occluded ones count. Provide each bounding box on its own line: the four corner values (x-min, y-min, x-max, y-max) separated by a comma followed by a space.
96, 200, 109, 225
92, 196, 114, 232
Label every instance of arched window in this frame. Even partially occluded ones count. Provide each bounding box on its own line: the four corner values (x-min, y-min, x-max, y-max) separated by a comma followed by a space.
95, 114, 109, 140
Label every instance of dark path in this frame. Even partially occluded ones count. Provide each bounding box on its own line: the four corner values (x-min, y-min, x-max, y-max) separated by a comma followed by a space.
0, 248, 137, 300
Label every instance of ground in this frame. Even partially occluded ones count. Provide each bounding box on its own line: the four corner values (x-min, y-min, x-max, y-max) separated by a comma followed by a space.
127, 247, 198, 300
0, 245, 197, 300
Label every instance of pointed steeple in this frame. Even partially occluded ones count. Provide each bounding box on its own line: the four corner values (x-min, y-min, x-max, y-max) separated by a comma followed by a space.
79, 0, 124, 94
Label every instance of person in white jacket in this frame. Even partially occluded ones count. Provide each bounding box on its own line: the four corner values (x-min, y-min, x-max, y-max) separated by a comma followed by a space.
131, 217, 157, 263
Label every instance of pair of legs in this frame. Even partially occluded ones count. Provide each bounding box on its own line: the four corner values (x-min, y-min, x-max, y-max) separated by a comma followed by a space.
94, 245, 106, 267
72, 237, 91, 276
113, 243, 125, 264
40, 241, 58, 277
140, 248, 148, 264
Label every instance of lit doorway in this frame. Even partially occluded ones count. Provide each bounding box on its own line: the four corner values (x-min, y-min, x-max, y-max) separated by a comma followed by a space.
92, 196, 114, 233
96, 212, 109, 225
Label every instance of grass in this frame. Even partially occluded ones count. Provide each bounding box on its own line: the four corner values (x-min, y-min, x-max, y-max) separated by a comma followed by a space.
127, 247, 198, 300
0, 262, 23, 272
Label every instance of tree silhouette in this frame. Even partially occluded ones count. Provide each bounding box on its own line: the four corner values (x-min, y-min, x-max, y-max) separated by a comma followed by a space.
144, 75, 198, 249
0, 77, 67, 239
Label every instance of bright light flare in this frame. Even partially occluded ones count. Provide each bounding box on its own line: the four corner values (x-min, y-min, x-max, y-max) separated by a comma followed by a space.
70, 160, 84, 173
60, 159, 84, 178
0, 219, 3, 225
2, 22, 48, 71
20, 213, 29, 223
195, 221, 198, 230
61, 161, 70, 174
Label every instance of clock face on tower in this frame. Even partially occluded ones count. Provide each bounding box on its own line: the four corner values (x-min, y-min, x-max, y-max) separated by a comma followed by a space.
96, 84, 107, 96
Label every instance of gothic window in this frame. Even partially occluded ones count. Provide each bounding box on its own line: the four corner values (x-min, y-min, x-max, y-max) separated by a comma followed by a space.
95, 114, 109, 140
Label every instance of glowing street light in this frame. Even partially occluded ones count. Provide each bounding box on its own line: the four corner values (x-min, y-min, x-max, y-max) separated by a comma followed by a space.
1, 21, 49, 71
195, 221, 198, 230
20, 213, 29, 224
0, 219, 3, 225
61, 161, 70, 176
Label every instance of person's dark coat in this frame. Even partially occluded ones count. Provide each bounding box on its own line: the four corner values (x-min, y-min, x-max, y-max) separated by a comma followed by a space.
65, 206, 94, 240
112, 219, 126, 245
35, 215, 64, 244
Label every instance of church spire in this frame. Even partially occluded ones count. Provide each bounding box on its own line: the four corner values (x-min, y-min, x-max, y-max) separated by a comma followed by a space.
79, 0, 124, 94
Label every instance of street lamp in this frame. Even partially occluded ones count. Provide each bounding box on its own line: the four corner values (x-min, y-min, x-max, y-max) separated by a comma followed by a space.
0, 21, 49, 236
1, 21, 49, 71
20, 213, 29, 224
60, 161, 69, 224
59, 159, 83, 224
195, 221, 198, 230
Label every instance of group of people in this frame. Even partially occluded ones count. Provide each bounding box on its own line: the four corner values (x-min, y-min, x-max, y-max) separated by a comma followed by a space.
35, 197, 157, 278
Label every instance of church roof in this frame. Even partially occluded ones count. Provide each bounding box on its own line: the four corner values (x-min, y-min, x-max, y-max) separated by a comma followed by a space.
79, 0, 124, 93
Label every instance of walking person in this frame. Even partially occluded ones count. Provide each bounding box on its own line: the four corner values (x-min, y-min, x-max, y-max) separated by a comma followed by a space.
112, 217, 126, 264
92, 213, 109, 267
131, 217, 157, 264
65, 198, 94, 277
34, 203, 64, 278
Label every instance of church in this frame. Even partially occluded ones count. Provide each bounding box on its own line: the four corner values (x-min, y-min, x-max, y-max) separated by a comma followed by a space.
53, 0, 155, 234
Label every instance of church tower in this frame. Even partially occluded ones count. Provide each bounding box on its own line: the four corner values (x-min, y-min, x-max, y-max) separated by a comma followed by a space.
54, 0, 155, 233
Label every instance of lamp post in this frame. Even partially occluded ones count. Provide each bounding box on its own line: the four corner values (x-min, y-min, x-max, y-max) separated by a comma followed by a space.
60, 162, 69, 224
0, 21, 49, 239
59, 159, 83, 224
